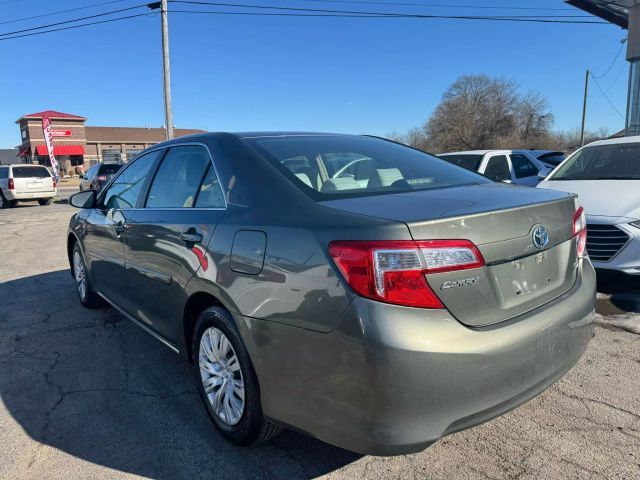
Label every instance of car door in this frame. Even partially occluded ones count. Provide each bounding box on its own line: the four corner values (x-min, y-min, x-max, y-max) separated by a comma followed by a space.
481, 154, 513, 183
509, 153, 541, 186
82, 150, 162, 304
81, 165, 95, 191
124, 144, 226, 344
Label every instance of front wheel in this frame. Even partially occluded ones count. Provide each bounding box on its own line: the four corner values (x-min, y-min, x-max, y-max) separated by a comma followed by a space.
193, 307, 282, 446
72, 243, 102, 308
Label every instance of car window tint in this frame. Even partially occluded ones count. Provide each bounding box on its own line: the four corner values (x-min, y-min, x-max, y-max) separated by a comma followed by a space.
12, 166, 51, 178
439, 154, 483, 171
102, 150, 160, 209
146, 146, 210, 208
99, 164, 123, 175
552, 143, 640, 180
537, 152, 565, 166
510, 154, 538, 178
195, 165, 226, 208
0, 167, 8, 179
484, 155, 511, 182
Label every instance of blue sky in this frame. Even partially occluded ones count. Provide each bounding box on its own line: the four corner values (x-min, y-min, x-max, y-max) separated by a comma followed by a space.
0, 0, 630, 147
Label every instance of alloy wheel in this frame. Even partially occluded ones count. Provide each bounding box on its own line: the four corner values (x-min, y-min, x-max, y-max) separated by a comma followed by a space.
73, 250, 87, 300
199, 327, 245, 426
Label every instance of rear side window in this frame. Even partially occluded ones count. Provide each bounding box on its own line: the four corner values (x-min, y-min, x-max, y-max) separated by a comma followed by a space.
537, 152, 565, 166
146, 146, 210, 208
245, 135, 488, 198
0, 167, 8, 179
439, 154, 483, 172
484, 155, 511, 182
195, 165, 226, 208
510, 154, 538, 178
102, 150, 161, 209
12, 166, 51, 178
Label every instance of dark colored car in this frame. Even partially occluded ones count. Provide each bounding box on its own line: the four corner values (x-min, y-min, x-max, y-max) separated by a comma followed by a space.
67, 133, 596, 455
79, 163, 124, 192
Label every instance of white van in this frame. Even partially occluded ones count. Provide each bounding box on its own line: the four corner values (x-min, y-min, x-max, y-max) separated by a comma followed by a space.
0, 164, 57, 208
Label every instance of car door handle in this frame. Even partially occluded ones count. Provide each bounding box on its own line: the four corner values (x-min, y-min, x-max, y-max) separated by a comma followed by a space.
180, 230, 203, 245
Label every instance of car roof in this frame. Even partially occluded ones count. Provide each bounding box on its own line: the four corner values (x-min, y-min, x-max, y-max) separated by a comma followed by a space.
439, 150, 510, 156
583, 135, 640, 147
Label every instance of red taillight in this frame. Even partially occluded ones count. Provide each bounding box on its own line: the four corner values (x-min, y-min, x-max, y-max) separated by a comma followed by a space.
51, 176, 56, 188
97, 175, 107, 181
7, 178, 14, 190
328, 240, 484, 309
573, 207, 587, 258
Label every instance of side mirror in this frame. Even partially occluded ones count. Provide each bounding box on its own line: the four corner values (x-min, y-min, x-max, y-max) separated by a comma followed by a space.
538, 170, 548, 180
69, 190, 97, 209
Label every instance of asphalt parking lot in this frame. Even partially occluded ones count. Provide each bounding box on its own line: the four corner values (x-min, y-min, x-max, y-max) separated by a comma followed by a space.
1, 197, 639, 480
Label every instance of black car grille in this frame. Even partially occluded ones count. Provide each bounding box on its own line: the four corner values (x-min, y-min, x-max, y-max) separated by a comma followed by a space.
586, 224, 630, 262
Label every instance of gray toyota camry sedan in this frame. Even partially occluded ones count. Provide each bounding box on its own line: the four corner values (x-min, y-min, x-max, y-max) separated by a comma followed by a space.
67, 132, 596, 455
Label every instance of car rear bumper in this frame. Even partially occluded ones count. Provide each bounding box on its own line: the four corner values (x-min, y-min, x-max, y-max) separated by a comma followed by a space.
4, 190, 56, 200
239, 259, 596, 455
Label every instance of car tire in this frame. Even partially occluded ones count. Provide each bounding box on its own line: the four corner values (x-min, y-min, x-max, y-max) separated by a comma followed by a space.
71, 243, 102, 308
0, 191, 16, 208
38, 198, 53, 206
193, 306, 283, 446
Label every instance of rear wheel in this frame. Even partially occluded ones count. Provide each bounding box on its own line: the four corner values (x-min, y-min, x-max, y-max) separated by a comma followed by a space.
193, 306, 282, 446
72, 243, 102, 308
38, 198, 53, 206
0, 191, 15, 208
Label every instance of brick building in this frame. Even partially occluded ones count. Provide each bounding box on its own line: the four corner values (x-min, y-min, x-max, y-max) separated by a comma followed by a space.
15, 110, 204, 173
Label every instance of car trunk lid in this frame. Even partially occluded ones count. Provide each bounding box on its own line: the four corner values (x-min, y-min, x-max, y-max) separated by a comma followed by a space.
322, 184, 579, 326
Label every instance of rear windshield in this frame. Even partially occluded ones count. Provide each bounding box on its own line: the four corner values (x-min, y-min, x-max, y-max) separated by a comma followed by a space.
536, 152, 565, 166
550, 143, 640, 180
12, 166, 51, 178
438, 154, 483, 171
245, 136, 488, 198
99, 164, 123, 174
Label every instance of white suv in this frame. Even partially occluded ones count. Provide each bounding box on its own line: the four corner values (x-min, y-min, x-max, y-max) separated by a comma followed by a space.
538, 136, 640, 277
0, 164, 57, 208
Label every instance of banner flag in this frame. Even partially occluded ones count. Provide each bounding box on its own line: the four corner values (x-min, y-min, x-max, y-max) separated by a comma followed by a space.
42, 116, 61, 180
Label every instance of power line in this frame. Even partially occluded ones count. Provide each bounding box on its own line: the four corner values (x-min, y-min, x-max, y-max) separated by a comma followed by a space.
0, 0, 130, 26
299, 0, 575, 11
168, 1, 599, 20
591, 74, 625, 119
167, 8, 608, 24
0, 4, 147, 37
0, 12, 153, 41
591, 41, 625, 79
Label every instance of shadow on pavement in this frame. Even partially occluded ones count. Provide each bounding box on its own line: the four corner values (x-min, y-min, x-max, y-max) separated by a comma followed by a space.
0, 270, 360, 479
596, 269, 640, 314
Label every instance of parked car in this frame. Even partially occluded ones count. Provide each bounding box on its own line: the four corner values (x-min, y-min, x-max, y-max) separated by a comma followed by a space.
538, 136, 640, 277
438, 150, 552, 186
0, 164, 57, 208
67, 133, 595, 455
80, 163, 124, 192
527, 150, 567, 169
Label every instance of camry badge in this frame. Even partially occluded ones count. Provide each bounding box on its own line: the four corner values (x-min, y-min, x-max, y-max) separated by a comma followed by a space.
532, 226, 549, 249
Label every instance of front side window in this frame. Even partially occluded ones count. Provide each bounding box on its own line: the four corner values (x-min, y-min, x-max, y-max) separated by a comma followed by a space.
102, 150, 161, 209
245, 135, 488, 198
484, 155, 511, 182
550, 143, 640, 180
510, 154, 538, 178
146, 146, 211, 208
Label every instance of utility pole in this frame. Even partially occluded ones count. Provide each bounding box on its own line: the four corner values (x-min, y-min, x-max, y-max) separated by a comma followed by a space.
580, 70, 589, 147
148, 1, 174, 140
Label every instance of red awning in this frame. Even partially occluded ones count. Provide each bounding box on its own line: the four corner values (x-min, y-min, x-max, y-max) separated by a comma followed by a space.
35, 145, 85, 156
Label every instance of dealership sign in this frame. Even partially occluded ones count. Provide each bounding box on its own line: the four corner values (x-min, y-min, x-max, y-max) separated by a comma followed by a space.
51, 130, 72, 137
42, 116, 60, 180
